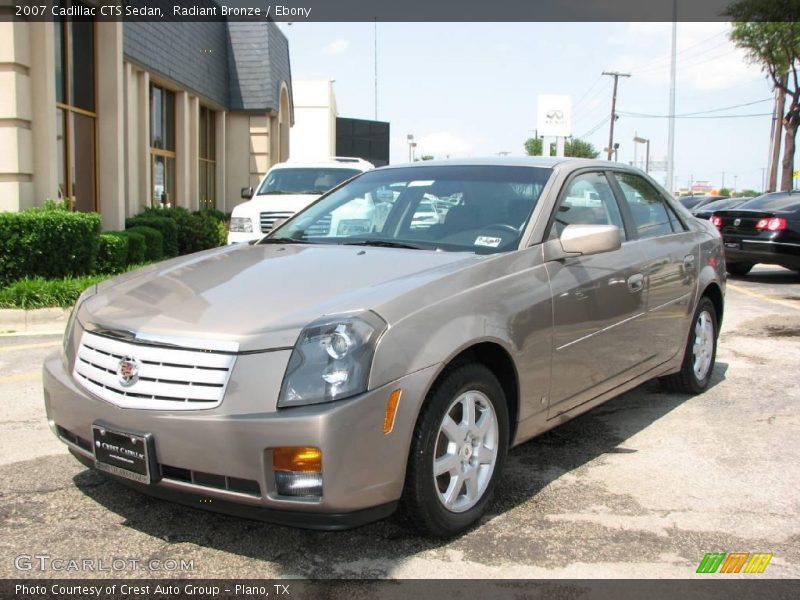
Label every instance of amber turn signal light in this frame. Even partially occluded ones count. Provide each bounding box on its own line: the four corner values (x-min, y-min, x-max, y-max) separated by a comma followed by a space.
384, 389, 402, 434
273, 447, 322, 472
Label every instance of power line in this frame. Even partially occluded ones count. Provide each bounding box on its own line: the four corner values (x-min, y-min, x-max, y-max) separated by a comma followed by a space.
618, 97, 772, 118
627, 29, 728, 74
572, 75, 604, 108
634, 38, 732, 75
618, 111, 772, 119
576, 115, 610, 140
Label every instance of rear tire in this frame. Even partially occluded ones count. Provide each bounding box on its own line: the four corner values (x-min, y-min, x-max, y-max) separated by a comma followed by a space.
398, 363, 509, 538
660, 297, 718, 394
726, 262, 753, 276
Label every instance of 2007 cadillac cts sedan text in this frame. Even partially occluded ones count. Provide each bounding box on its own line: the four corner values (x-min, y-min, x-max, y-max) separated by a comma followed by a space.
44, 158, 725, 537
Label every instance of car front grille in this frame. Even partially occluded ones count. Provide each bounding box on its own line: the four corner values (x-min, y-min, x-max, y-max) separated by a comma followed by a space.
259, 211, 294, 233
73, 331, 235, 410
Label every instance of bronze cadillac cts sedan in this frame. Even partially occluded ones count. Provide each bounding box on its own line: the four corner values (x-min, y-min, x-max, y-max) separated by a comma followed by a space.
44, 158, 725, 537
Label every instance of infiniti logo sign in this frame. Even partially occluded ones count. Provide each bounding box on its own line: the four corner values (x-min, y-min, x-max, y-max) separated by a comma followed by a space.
116, 356, 140, 387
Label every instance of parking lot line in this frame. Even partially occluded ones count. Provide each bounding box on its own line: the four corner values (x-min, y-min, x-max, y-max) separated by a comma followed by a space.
0, 371, 40, 384
0, 341, 60, 353
726, 283, 800, 312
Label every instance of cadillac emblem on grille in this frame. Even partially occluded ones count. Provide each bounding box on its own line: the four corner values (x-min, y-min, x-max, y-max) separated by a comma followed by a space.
734, 218, 741, 226
116, 356, 140, 387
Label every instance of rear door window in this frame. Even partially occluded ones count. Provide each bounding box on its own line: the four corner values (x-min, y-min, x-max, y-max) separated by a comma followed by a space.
614, 173, 678, 239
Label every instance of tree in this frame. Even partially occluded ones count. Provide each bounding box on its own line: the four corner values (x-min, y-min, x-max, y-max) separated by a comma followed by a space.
737, 188, 761, 197
727, 2, 800, 191
565, 138, 600, 159
524, 137, 599, 158
719, 187, 732, 197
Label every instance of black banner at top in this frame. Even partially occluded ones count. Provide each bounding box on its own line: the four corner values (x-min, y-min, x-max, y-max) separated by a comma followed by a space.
4, 0, 798, 22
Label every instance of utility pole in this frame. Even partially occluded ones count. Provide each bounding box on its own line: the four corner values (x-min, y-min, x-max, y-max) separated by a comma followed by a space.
602, 71, 630, 161
768, 75, 786, 192
721, 171, 725, 190
666, 4, 677, 195
373, 19, 378, 120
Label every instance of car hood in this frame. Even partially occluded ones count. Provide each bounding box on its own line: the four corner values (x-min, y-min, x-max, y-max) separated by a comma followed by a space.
79, 244, 483, 351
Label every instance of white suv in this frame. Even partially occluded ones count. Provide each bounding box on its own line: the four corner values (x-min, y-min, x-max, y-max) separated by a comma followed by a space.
227, 158, 373, 244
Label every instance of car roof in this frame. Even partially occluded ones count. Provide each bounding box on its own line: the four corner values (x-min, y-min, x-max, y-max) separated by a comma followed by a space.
376, 156, 619, 170
271, 160, 372, 171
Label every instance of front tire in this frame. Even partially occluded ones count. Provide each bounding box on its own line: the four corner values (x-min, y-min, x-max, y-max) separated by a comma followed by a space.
398, 363, 509, 537
726, 262, 753, 276
660, 297, 718, 394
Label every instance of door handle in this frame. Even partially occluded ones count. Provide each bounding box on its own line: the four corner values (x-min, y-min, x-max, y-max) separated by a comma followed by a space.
627, 273, 645, 293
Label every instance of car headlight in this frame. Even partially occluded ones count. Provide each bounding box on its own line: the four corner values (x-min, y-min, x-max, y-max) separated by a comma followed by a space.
229, 217, 254, 233
278, 312, 387, 408
63, 284, 97, 361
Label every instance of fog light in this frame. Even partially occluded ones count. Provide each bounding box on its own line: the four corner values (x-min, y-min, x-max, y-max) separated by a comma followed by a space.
274, 471, 323, 498
273, 447, 322, 497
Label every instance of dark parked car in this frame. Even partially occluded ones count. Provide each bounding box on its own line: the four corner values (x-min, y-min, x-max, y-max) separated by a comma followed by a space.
680, 195, 727, 211
692, 197, 749, 220
711, 191, 800, 275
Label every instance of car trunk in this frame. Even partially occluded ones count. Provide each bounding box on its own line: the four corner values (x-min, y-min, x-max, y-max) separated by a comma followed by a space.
716, 210, 777, 237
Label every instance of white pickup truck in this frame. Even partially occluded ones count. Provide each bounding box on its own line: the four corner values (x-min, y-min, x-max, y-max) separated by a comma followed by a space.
227, 157, 373, 244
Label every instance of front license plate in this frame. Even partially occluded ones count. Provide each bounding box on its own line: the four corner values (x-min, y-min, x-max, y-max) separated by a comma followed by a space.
724, 241, 741, 250
92, 423, 156, 484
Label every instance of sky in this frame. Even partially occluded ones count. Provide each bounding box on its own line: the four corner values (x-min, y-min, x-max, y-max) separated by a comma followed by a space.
278, 22, 777, 193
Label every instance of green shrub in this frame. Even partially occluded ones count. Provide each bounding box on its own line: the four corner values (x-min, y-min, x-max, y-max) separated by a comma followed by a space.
126, 226, 163, 261
0, 209, 100, 286
126, 215, 178, 257
216, 220, 228, 246
111, 230, 146, 266
0, 274, 109, 309
95, 233, 129, 274
138, 207, 220, 254
194, 208, 227, 223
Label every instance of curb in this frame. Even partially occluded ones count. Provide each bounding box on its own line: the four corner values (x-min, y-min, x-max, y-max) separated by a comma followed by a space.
0, 307, 70, 335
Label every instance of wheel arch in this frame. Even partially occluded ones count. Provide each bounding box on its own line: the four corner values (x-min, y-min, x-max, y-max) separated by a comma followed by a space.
701, 281, 724, 329
421, 341, 521, 445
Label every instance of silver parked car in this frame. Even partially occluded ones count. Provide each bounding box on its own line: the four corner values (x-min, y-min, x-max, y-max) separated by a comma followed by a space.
44, 158, 725, 537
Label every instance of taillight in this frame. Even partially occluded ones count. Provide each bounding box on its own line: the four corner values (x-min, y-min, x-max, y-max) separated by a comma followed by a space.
710, 214, 722, 229
755, 217, 787, 231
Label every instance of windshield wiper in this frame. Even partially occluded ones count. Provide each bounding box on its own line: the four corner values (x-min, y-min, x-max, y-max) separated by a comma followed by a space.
258, 237, 310, 245
342, 239, 428, 250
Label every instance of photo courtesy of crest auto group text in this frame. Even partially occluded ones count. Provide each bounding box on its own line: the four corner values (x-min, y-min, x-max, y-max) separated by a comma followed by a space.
1, 0, 799, 598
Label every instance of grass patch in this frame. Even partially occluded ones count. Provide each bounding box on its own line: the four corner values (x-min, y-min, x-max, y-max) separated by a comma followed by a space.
0, 264, 149, 309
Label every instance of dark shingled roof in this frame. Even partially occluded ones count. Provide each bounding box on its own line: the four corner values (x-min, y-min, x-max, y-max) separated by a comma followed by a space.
123, 11, 292, 117
227, 21, 293, 121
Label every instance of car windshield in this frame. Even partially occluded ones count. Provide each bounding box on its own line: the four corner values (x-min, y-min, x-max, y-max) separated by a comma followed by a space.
737, 192, 800, 213
266, 165, 552, 254
257, 168, 361, 195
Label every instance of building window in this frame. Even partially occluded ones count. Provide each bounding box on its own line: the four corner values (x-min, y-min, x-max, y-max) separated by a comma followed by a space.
150, 83, 176, 207
199, 107, 216, 209
54, 6, 96, 213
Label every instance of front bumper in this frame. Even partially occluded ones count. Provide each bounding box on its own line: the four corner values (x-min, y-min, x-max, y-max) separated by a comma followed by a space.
43, 351, 437, 529
226, 231, 262, 245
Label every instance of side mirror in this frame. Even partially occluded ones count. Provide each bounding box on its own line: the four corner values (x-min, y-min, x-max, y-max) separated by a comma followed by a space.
560, 224, 621, 256
241, 187, 254, 200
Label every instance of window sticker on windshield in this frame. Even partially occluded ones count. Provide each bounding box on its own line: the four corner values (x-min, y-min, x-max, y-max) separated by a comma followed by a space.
475, 236, 502, 248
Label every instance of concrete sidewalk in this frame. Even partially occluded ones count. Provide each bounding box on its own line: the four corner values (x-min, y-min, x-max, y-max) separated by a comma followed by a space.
0, 308, 69, 335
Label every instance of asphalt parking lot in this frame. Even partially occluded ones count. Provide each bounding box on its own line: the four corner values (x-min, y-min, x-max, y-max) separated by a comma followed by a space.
2, 266, 799, 579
